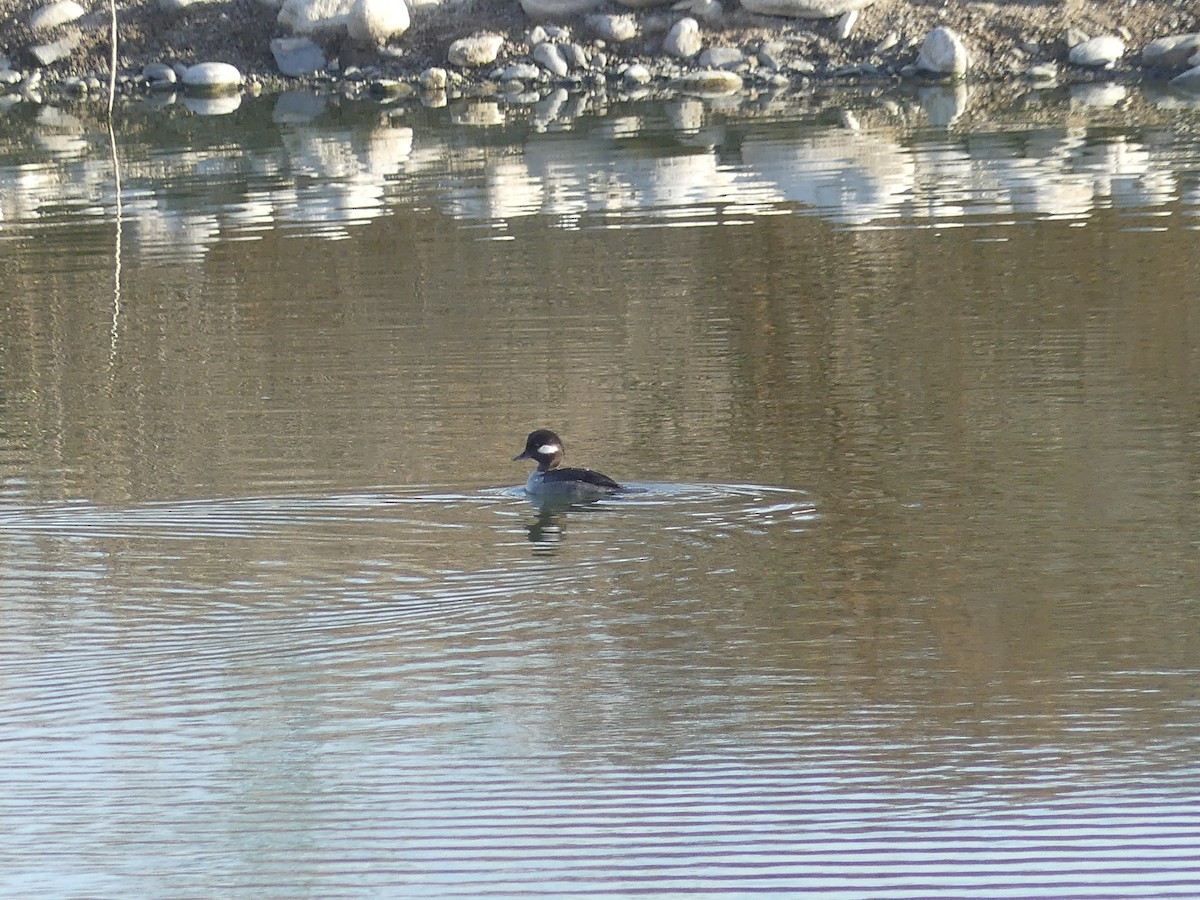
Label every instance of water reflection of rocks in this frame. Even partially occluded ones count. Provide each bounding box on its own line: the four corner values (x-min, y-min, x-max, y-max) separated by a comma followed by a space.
1, 87, 1198, 255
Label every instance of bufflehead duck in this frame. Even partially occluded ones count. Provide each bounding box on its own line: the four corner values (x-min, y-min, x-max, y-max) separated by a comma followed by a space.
513, 429, 622, 499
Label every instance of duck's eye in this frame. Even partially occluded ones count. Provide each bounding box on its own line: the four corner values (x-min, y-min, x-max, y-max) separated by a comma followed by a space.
538, 444, 560, 455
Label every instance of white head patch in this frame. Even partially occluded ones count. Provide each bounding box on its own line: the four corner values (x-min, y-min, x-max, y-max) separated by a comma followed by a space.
538, 443, 561, 456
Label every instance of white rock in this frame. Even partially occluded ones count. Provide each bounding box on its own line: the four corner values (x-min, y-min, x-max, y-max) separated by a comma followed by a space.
664, 17, 702, 59
1026, 62, 1057, 83
533, 42, 569, 77
447, 32, 504, 67
835, 9, 857, 40
277, 0, 353, 34
182, 61, 244, 93
519, 0, 602, 17
420, 66, 448, 89
1068, 35, 1124, 68
623, 63, 652, 84
347, 0, 409, 44
739, 0, 873, 20
498, 62, 539, 81
586, 13, 637, 42
30, 32, 81, 66
1141, 34, 1200, 69
29, 0, 86, 31
916, 26, 969, 76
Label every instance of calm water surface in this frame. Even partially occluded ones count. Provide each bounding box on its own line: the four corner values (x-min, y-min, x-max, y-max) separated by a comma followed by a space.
1, 88, 1199, 897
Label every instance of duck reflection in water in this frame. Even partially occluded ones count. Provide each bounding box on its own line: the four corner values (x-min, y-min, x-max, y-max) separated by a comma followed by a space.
513, 429, 623, 549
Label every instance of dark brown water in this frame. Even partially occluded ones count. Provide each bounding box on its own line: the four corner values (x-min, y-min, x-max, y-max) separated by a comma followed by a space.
1, 92, 1199, 897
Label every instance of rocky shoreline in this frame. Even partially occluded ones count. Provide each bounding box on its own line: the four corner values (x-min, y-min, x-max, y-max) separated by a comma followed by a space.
1, 0, 1199, 107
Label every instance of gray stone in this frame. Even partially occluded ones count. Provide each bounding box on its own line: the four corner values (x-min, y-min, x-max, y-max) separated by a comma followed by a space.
182, 61, 244, 93
1142, 34, 1200, 69
0, 68, 23, 86
586, 13, 637, 43
670, 68, 741, 95
1068, 35, 1124, 68
916, 26, 968, 76
347, 0, 409, 45
447, 32, 504, 67
533, 41, 569, 77
673, 0, 721, 21
739, 0, 872, 20
698, 46, 743, 69
29, 0, 86, 31
142, 62, 178, 84
561, 43, 589, 69
1170, 64, 1200, 91
520, 0, 601, 16
271, 37, 326, 75
664, 17, 702, 59
30, 31, 81, 66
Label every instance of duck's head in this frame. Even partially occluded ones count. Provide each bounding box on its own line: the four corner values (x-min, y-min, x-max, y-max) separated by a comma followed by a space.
513, 429, 565, 471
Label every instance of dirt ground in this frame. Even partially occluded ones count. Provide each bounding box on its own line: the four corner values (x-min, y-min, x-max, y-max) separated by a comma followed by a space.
0, 0, 1197, 85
